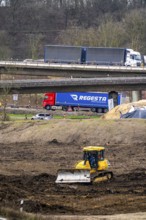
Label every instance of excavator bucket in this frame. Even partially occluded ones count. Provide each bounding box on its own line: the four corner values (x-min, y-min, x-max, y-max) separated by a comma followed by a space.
55, 169, 91, 183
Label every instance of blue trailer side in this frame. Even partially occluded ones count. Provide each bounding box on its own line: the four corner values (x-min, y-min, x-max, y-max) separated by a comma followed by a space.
55, 92, 113, 113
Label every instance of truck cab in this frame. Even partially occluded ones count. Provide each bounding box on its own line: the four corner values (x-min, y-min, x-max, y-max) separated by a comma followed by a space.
125, 49, 142, 67
43, 92, 56, 110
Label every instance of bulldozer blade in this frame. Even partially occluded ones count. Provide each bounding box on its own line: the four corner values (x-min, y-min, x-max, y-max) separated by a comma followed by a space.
55, 169, 91, 183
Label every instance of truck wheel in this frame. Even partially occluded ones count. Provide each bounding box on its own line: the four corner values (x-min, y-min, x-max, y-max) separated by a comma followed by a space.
91, 108, 97, 112
62, 106, 68, 111
45, 105, 51, 110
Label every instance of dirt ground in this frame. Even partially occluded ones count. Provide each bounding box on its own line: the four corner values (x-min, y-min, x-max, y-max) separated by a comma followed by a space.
0, 118, 146, 219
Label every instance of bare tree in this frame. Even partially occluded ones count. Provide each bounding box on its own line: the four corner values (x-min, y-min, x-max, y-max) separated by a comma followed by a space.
97, 17, 126, 47
123, 9, 146, 52
0, 84, 11, 121
28, 34, 43, 60
0, 0, 146, 59
0, 31, 11, 59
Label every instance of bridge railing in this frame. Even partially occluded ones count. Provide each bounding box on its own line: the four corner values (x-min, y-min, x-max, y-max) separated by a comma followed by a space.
0, 60, 146, 70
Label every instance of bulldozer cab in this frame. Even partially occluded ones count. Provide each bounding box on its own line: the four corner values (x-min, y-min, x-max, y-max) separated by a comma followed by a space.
83, 146, 105, 169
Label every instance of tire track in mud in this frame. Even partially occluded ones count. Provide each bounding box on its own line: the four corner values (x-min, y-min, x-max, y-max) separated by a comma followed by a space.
0, 171, 146, 215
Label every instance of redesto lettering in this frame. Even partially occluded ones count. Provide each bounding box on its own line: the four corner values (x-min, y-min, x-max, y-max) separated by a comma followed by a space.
71, 94, 107, 102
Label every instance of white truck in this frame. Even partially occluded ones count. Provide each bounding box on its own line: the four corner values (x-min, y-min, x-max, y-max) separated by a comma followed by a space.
125, 49, 142, 67
142, 55, 146, 66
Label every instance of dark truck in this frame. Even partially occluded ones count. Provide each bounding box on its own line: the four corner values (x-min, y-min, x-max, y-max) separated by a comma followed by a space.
44, 45, 86, 63
85, 47, 125, 65
44, 45, 142, 67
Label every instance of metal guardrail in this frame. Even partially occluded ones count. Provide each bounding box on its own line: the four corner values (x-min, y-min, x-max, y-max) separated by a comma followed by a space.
0, 60, 146, 71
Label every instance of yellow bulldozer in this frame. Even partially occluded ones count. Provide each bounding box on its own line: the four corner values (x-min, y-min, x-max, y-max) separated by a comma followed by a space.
56, 146, 113, 184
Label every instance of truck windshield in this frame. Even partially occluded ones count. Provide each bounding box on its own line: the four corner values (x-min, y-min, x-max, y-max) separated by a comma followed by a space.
130, 54, 141, 61
135, 55, 141, 61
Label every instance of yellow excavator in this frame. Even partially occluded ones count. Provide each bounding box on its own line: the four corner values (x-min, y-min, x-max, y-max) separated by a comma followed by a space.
56, 146, 113, 184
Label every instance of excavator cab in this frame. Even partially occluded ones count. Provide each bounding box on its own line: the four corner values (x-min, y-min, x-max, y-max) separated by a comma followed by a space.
56, 146, 112, 184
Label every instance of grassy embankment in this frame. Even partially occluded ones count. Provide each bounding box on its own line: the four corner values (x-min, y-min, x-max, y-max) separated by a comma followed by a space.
3, 113, 100, 120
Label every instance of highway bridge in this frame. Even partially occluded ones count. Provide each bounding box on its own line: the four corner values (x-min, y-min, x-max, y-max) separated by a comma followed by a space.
0, 77, 146, 94
0, 61, 146, 78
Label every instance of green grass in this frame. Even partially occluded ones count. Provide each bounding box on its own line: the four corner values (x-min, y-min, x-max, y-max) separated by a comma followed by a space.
55, 114, 99, 119
7, 113, 100, 120
9, 113, 33, 120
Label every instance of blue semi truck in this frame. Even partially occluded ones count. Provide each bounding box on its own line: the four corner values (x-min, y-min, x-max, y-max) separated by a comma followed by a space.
43, 92, 121, 113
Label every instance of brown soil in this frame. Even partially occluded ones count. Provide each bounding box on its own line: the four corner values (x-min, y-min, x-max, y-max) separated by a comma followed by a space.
0, 119, 146, 219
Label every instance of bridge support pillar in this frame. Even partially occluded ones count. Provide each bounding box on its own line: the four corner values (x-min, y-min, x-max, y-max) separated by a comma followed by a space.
131, 91, 142, 102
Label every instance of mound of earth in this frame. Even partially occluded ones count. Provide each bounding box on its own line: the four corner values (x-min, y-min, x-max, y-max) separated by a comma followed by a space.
102, 99, 146, 119
0, 119, 146, 219
0, 119, 146, 146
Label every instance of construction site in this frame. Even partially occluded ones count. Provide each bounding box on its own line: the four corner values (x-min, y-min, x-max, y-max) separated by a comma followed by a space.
0, 101, 146, 219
